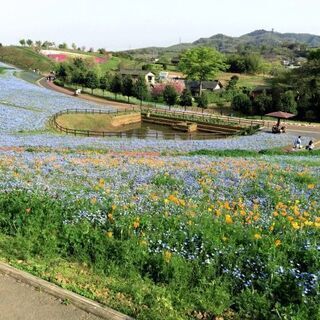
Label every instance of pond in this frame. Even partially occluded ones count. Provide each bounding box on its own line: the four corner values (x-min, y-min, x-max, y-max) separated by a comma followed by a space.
110, 122, 226, 140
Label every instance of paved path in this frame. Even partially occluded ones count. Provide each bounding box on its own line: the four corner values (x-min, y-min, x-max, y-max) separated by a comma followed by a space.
0, 273, 102, 320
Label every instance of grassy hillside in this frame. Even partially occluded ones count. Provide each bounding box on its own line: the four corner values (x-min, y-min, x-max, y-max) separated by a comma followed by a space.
0, 46, 54, 72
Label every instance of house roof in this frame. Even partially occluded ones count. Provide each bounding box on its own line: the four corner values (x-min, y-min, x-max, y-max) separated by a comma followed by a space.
185, 80, 223, 90
120, 69, 154, 76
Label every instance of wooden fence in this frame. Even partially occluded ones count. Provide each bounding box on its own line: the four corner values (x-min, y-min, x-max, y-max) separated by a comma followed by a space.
51, 107, 261, 139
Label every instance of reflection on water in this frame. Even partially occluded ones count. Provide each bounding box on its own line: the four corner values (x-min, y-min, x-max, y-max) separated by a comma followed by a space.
112, 122, 224, 140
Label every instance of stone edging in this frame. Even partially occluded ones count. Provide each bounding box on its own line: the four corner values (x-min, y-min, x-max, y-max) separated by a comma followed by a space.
0, 262, 134, 320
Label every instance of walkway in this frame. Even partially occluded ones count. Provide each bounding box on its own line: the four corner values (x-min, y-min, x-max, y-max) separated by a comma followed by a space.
0, 273, 102, 320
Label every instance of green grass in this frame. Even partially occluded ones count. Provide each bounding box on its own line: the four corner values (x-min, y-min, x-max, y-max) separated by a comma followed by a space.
14, 71, 43, 84
55, 112, 139, 132
218, 72, 270, 88
189, 148, 320, 157
98, 56, 144, 74
0, 46, 54, 72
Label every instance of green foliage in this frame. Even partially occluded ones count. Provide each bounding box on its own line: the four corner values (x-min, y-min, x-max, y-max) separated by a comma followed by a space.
179, 89, 193, 109
280, 90, 297, 114
226, 75, 239, 91
121, 75, 134, 102
227, 53, 265, 74
133, 76, 149, 102
179, 47, 227, 81
253, 90, 273, 115
85, 70, 99, 93
163, 85, 178, 107
99, 72, 111, 93
196, 92, 209, 109
232, 93, 252, 114
109, 74, 123, 99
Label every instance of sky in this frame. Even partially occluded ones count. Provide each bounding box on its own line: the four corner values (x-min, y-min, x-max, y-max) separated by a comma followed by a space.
1, 0, 320, 51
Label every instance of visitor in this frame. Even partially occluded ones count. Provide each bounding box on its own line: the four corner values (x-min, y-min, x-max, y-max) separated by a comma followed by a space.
293, 136, 302, 149
305, 140, 314, 151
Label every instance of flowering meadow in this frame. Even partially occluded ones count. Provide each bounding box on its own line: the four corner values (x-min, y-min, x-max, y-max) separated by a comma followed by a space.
0, 67, 319, 319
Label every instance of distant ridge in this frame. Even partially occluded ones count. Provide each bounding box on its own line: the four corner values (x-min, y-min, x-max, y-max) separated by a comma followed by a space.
123, 29, 320, 54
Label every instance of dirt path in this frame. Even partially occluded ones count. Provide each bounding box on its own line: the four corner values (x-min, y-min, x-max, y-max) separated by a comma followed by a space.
39, 79, 134, 111
0, 273, 102, 320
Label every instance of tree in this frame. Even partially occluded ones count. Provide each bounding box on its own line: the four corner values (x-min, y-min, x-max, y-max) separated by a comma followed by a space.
41, 41, 50, 49
99, 73, 110, 96
196, 92, 209, 110
26, 39, 33, 47
85, 71, 99, 94
58, 43, 68, 49
122, 76, 134, 103
163, 85, 178, 109
133, 77, 149, 106
110, 74, 123, 100
226, 75, 239, 91
232, 93, 252, 114
71, 43, 77, 50
280, 90, 297, 114
98, 48, 106, 54
55, 63, 71, 83
253, 91, 272, 117
19, 39, 26, 46
244, 53, 264, 74
179, 89, 193, 110
179, 47, 227, 93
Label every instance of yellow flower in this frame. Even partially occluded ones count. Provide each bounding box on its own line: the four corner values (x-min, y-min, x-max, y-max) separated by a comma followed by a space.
106, 231, 113, 238
224, 202, 231, 210
133, 220, 140, 229
163, 250, 172, 263
291, 221, 300, 230
254, 233, 262, 240
222, 236, 228, 242
275, 239, 281, 247
225, 214, 233, 224
307, 184, 315, 189
90, 197, 97, 205
140, 240, 148, 246
215, 209, 221, 217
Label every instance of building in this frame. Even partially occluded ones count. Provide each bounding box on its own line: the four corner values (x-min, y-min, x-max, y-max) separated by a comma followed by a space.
120, 69, 155, 85
185, 80, 223, 95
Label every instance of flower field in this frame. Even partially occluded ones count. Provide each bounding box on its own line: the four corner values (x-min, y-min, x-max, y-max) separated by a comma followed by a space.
0, 66, 319, 319
0, 148, 319, 319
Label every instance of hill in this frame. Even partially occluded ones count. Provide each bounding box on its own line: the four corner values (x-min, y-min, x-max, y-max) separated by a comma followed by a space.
124, 29, 320, 56
0, 46, 54, 72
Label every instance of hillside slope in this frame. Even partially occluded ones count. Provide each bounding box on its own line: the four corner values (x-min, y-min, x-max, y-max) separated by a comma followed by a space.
0, 46, 54, 72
